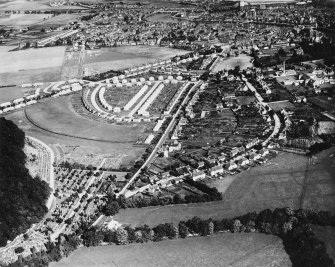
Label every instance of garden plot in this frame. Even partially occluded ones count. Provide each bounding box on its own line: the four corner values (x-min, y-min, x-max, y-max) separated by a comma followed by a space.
146, 83, 180, 116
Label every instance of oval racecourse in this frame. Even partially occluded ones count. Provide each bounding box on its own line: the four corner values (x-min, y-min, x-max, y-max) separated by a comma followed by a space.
24, 96, 145, 143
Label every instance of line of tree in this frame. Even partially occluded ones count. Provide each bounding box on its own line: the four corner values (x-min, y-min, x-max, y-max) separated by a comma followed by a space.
0, 118, 51, 247
8, 208, 335, 267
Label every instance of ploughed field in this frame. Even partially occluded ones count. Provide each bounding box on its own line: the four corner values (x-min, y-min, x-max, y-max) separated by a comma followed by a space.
51, 233, 291, 267
114, 149, 335, 227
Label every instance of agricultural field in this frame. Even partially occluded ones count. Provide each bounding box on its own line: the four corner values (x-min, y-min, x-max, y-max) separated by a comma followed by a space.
0, 14, 52, 26
0, 67, 62, 85
52, 233, 291, 267
0, 85, 37, 103
0, 46, 65, 73
33, 13, 82, 26
83, 46, 189, 75
0, 46, 65, 85
0, 0, 86, 10
212, 54, 253, 73
114, 149, 335, 227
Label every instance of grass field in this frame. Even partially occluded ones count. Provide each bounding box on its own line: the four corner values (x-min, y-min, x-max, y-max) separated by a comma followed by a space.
24, 97, 146, 142
0, 14, 52, 26
313, 226, 335, 262
51, 233, 291, 267
0, 0, 86, 10
5, 108, 146, 166
0, 46, 65, 85
212, 55, 253, 72
0, 66, 62, 86
114, 149, 335, 226
0, 85, 39, 103
34, 14, 82, 26
0, 46, 65, 73
83, 46, 189, 75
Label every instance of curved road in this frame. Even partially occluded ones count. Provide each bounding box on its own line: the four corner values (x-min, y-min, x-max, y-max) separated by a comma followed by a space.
242, 76, 281, 145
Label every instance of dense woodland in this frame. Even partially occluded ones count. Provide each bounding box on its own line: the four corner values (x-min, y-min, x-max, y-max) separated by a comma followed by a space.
0, 118, 50, 246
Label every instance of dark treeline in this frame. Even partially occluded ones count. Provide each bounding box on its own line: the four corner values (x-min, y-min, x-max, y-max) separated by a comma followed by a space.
0, 118, 50, 246
8, 208, 335, 267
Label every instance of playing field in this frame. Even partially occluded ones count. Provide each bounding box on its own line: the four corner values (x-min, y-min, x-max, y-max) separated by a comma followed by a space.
51, 233, 291, 267
83, 46, 189, 75
212, 54, 253, 72
114, 149, 335, 226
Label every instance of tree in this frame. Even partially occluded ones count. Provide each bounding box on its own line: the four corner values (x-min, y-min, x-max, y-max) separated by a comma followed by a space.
178, 222, 189, 238
115, 228, 128, 245
208, 221, 214, 236
82, 229, 103, 247
103, 201, 119, 216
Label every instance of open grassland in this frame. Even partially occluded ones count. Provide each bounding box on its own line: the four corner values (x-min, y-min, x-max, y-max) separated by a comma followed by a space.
0, 66, 62, 85
0, 14, 52, 26
34, 13, 82, 26
51, 233, 291, 267
83, 46, 189, 75
0, 85, 38, 103
0, 46, 65, 73
0, 46, 65, 85
24, 96, 146, 142
115, 149, 335, 226
313, 226, 335, 262
5, 109, 145, 166
212, 54, 253, 73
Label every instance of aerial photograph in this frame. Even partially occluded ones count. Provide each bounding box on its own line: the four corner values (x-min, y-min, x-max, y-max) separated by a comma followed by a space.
0, 0, 335, 266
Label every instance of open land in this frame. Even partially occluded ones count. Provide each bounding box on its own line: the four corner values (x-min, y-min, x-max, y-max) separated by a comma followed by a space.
82, 46, 189, 75
33, 14, 82, 26
4, 97, 147, 166
0, 46, 65, 85
212, 54, 253, 73
0, 46, 65, 73
114, 149, 335, 227
24, 97, 146, 142
0, 0, 86, 10
51, 233, 291, 267
0, 14, 52, 26
0, 85, 38, 103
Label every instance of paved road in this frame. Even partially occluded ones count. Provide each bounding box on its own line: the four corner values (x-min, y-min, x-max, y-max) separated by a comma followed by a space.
118, 81, 202, 196
242, 76, 281, 145
93, 81, 202, 228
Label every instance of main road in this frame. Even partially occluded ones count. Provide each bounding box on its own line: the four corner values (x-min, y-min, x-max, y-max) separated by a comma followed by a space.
118, 80, 202, 196
90, 81, 202, 228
